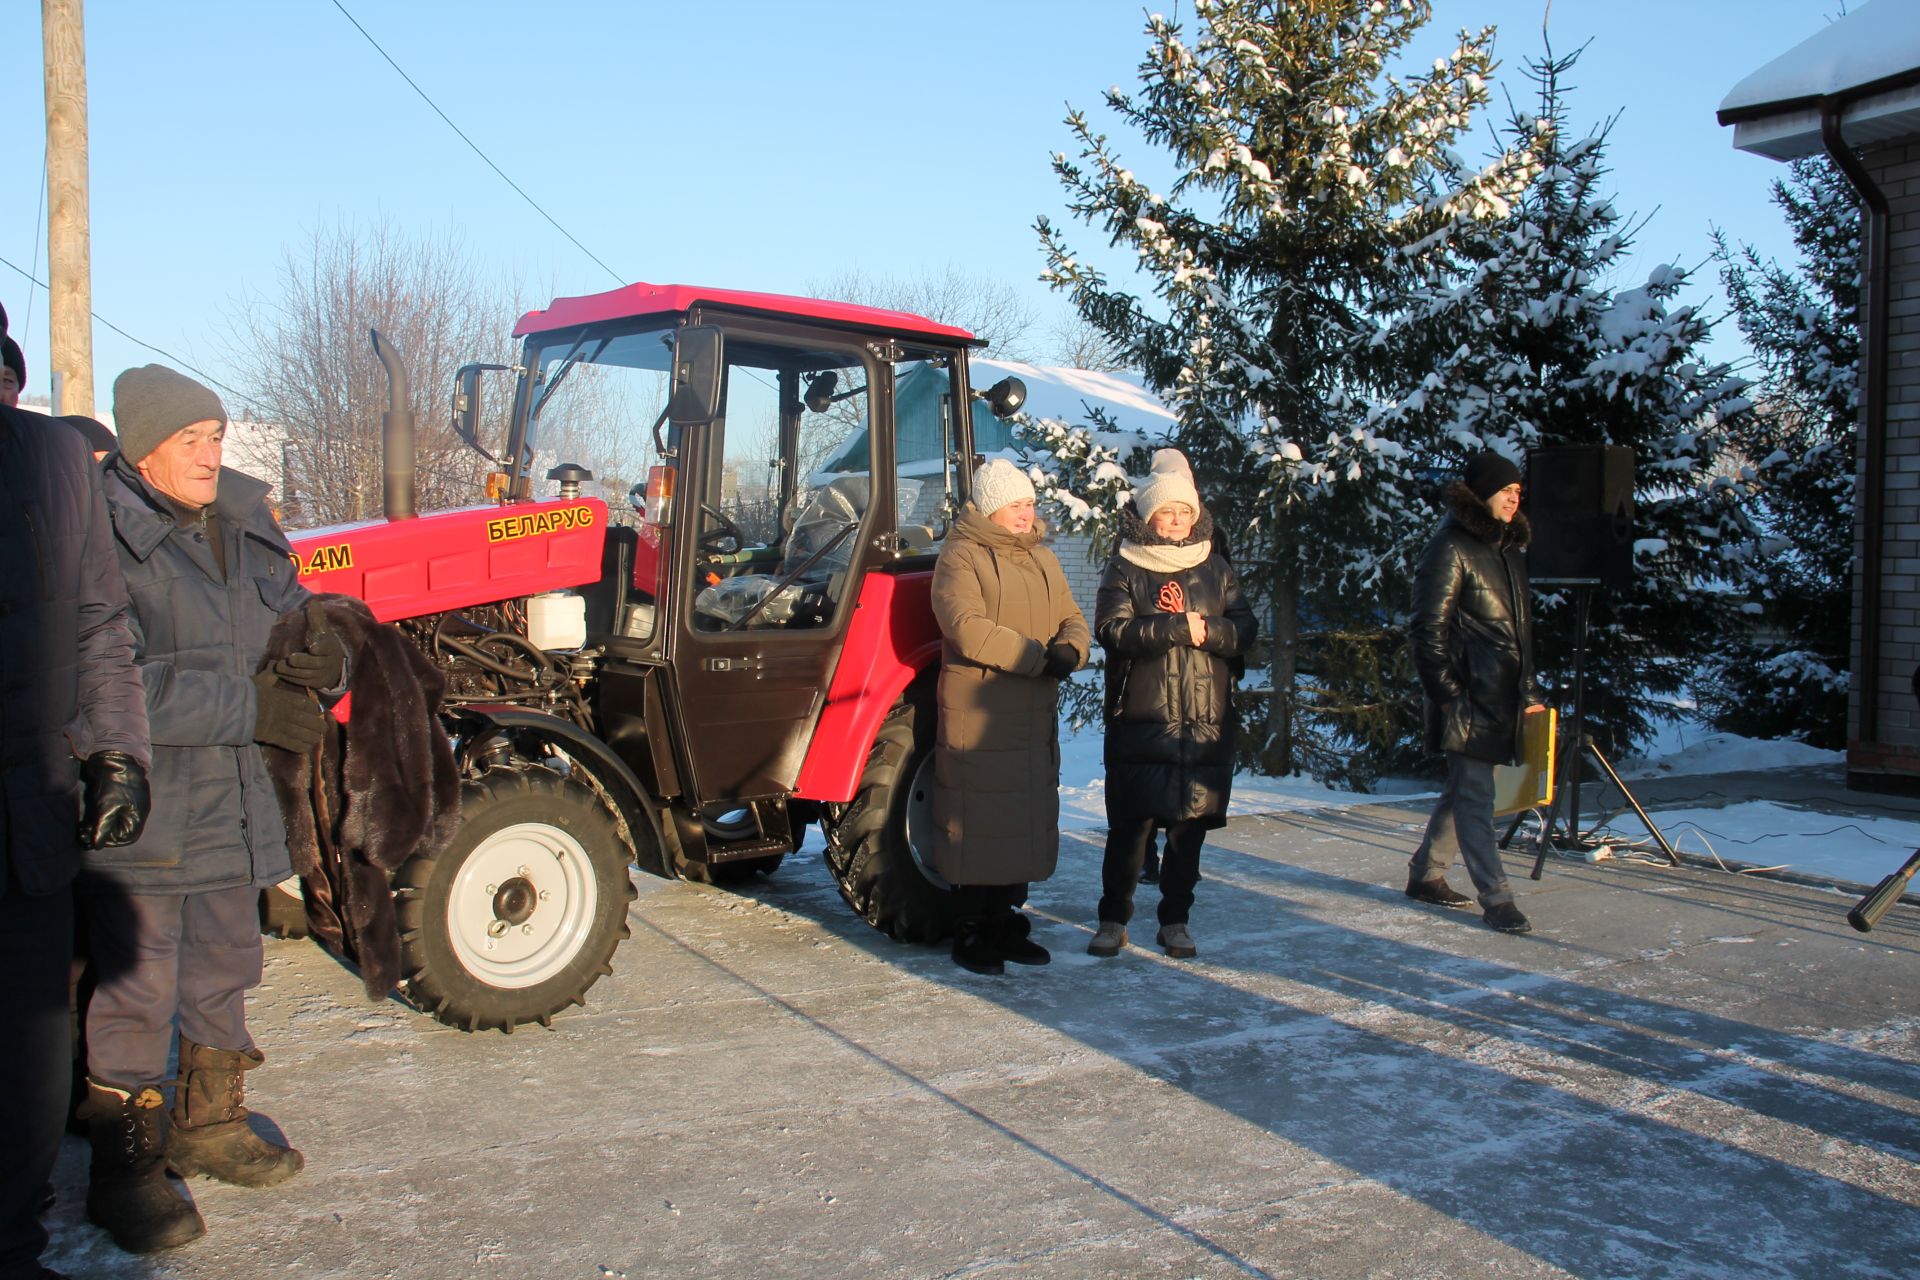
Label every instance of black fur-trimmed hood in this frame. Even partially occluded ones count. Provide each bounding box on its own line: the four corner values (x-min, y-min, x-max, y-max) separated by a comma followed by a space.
1118, 504, 1215, 548
1442, 481, 1530, 549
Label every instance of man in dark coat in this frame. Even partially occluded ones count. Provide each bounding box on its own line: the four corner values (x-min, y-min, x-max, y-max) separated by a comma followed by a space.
79, 365, 341, 1254
0, 300, 152, 1280
2, 330, 26, 407
1090, 450, 1256, 960
1406, 451, 1543, 934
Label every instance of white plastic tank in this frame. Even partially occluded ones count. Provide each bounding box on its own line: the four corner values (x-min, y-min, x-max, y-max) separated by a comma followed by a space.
526, 592, 587, 650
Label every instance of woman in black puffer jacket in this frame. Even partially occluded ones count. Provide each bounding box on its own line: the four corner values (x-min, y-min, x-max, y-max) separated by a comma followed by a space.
1089, 450, 1256, 960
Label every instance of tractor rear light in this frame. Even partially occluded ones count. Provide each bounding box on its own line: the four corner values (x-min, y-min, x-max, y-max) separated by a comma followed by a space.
645, 464, 675, 525
484, 471, 510, 502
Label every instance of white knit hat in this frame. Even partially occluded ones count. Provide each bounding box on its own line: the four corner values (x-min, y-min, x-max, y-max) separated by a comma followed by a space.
1133, 447, 1201, 518
972, 457, 1037, 517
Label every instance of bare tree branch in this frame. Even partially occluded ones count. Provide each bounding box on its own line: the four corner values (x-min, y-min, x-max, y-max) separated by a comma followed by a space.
222, 220, 516, 526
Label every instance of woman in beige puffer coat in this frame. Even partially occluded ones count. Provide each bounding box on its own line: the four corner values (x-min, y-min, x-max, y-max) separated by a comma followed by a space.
930, 458, 1088, 975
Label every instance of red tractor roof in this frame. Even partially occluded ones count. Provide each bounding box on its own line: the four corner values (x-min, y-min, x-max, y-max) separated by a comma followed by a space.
514, 281, 982, 346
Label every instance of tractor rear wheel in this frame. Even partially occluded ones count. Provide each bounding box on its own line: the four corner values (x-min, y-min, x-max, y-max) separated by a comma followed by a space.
821, 695, 954, 942
395, 766, 635, 1032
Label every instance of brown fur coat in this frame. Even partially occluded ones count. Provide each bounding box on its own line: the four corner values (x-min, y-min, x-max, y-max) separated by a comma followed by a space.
261, 595, 461, 999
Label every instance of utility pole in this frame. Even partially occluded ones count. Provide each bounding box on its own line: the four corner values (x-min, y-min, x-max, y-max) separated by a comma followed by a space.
43, 0, 93, 416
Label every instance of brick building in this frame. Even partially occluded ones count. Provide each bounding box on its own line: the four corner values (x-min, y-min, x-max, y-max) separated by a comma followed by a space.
1720, 0, 1920, 791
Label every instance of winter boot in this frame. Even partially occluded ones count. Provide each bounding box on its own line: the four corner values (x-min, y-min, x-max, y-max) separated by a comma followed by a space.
165, 1042, 304, 1188
1406, 875, 1473, 909
950, 918, 1005, 976
79, 1080, 206, 1253
1086, 921, 1128, 958
1482, 902, 1532, 934
1156, 922, 1198, 959
990, 910, 1050, 966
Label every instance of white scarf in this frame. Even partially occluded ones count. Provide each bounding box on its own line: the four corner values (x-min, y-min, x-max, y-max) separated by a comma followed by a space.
1118, 538, 1212, 573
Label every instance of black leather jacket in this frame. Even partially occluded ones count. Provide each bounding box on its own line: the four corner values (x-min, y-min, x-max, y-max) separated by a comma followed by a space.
1409, 483, 1540, 765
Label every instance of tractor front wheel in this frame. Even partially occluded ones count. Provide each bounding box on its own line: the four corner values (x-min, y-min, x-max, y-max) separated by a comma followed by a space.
821, 696, 954, 943
395, 767, 635, 1032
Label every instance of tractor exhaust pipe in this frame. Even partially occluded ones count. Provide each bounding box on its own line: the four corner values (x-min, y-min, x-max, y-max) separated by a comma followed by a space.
371, 328, 417, 520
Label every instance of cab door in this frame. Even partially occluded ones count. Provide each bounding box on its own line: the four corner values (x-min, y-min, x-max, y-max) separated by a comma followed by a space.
659, 327, 893, 805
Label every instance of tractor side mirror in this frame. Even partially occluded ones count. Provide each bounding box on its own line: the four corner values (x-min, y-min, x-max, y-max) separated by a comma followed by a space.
451, 362, 508, 462
669, 326, 723, 425
975, 376, 1028, 420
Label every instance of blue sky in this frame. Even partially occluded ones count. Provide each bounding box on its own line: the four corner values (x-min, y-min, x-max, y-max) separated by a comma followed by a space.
1, 0, 1842, 414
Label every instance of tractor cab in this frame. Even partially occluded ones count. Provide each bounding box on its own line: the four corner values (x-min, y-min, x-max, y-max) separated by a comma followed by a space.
463, 283, 1022, 878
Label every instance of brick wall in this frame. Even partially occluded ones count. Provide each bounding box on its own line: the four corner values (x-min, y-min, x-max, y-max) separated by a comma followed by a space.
1848, 139, 1920, 790
1047, 528, 1108, 620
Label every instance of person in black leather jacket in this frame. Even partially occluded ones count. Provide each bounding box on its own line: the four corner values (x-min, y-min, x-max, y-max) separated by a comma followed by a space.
1406, 452, 1544, 934
1088, 450, 1255, 960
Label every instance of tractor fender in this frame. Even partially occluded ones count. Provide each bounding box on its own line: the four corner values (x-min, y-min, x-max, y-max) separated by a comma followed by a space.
792, 568, 942, 804
446, 705, 674, 879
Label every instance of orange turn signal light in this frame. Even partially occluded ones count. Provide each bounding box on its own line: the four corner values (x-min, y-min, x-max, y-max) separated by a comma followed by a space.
484, 471, 510, 501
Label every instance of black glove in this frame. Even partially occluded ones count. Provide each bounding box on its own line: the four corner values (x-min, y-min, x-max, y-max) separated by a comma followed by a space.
80, 750, 150, 849
253, 672, 328, 754
1041, 642, 1079, 680
272, 602, 346, 690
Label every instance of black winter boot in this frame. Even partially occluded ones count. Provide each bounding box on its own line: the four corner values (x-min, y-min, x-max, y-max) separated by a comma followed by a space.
1406, 875, 1473, 908
951, 918, 1005, 975
990, 911, 1050, 966
166, 1042, 303, 1188
1482, 902, 1533, 934
80, 1080, 206, 1253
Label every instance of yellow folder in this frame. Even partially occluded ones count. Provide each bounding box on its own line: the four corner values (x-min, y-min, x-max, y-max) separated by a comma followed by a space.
1493, 707, 1557, 817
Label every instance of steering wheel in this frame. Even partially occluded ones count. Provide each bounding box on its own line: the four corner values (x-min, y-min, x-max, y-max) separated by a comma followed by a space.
698, 502, 745, 555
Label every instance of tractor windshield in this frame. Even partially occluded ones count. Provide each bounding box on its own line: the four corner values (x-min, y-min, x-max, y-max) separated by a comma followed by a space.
525, 325, 678, 521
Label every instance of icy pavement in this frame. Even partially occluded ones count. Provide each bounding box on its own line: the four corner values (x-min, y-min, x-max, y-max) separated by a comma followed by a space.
41, 799, 1920, 1279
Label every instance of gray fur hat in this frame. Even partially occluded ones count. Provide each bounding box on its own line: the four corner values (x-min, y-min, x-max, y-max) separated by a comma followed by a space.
112, 364, 226, 464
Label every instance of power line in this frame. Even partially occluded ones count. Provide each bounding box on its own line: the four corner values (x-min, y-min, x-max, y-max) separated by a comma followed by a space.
329, 0, 626, 288
0, 252, 246, 402
25, 146, 47, 340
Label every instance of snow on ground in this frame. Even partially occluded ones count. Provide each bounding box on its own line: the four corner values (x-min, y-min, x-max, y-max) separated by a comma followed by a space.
1619, 721, 1843, 778
1056, 716, 1412, 831
1057, 692, 1908, 888
1592, 802, 1920, 887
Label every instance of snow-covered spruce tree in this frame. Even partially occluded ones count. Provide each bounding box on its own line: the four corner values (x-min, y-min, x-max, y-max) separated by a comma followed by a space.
1032, 0, 1540, 785
1367, 50, 1761, 755
1704, 156, 1859, 747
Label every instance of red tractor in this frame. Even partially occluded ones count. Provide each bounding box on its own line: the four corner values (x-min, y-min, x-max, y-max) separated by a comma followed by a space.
279, 282, 1029, 1031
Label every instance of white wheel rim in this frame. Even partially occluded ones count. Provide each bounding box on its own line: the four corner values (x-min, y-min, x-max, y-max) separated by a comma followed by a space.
903, 751, 948, 890
446, 821, 599, 989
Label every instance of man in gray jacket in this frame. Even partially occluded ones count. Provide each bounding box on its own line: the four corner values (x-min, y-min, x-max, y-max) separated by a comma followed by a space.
80, 365, 342, 1254
0, 300, 151, 1280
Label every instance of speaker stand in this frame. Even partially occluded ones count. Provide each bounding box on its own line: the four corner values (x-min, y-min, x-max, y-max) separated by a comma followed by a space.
1502, 584, 1678, 873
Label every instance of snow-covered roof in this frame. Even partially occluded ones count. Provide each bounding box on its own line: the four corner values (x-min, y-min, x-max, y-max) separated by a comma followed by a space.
1718, 0, 1920, 161
969, 357, 1175, 432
